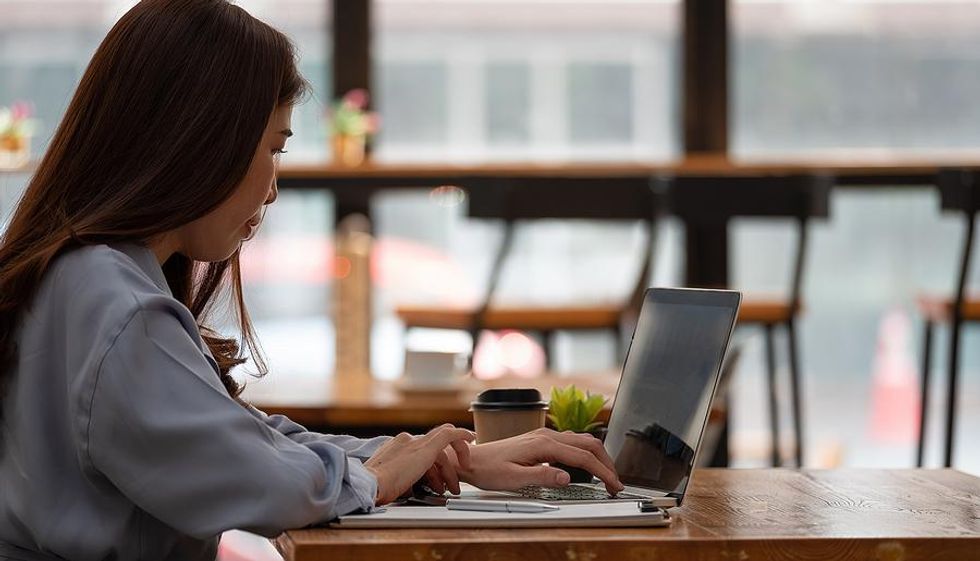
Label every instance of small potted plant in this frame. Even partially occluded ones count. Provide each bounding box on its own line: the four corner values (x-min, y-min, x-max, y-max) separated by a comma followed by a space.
547, 384, 608, 483
327, 88, 379, 167
0, 101, 37, 170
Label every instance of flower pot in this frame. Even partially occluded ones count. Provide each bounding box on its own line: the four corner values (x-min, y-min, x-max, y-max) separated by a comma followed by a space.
0, 135, 29, 170
332, 133, 366, 167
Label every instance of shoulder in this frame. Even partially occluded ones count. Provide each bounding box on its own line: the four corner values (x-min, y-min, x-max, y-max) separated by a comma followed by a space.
35, 244, 193, 336
51, 244, 155, 288
50, 243, 160, 300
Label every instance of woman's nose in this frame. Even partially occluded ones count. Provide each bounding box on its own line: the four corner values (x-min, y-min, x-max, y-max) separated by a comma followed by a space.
265, 180, 278, 205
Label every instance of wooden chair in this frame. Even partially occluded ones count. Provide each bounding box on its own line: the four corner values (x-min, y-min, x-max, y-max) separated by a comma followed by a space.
916, 169, 980, 468
669, 174, 832, 467
396, 177, 669, 369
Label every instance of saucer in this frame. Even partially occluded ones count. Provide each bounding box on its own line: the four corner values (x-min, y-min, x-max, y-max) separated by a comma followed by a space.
395, 377, 472, 397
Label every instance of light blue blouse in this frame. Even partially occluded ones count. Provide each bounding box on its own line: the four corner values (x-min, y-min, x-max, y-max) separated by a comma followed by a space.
0, 243, 387, 561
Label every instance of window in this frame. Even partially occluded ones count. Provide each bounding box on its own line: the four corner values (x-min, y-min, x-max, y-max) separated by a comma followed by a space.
486, 62, 530, 144
374, 0, 680, 162
733, 0, 980, 157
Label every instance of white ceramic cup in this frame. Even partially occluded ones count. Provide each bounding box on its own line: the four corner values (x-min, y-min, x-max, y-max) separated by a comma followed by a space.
402, 349, 468, 388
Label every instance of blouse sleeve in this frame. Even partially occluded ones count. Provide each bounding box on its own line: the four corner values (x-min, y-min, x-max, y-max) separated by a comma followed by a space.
243, 405, 393, 461
82, 305, 378, 540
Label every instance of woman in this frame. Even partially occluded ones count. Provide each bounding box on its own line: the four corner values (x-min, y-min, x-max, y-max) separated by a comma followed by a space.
0, 2, 622, 560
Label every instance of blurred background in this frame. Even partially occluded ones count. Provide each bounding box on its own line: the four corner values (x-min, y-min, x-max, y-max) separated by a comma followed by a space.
2, 0, 979, 556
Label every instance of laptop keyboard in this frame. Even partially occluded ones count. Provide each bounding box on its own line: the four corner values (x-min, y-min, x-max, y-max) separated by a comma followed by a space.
515, 485, 650, 501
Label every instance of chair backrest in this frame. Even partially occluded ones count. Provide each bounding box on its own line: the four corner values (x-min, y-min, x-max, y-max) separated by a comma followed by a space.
937, 169, 980, 315
667, 173, 833, 307
466, 176, 667, 221
461, 176, 670, 340
666, 173, 832, 222
938, 169, 980, 214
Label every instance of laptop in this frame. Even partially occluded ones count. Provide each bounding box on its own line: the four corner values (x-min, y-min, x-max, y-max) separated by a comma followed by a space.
462, 287, 741, 509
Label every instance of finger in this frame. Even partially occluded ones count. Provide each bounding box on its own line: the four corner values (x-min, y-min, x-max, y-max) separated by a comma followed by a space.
449, 438, 471, 470
509, 464, 572, 489
424, 465, 446, 494
434, 448, 463, 494
425, 423, 475, 439
545, 440, 623, 493
425, 425, 476, 454
550, 430, 617, 476
436, 453, 462, 495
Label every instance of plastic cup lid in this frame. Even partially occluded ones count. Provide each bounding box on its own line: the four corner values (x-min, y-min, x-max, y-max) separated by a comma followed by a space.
469, 388, 548, 410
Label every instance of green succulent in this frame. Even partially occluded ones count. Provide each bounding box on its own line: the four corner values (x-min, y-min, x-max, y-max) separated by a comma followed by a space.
547, 385, 607, 434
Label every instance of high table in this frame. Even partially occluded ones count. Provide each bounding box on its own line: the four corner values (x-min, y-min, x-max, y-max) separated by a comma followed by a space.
277, 154, 980, 220
243, 372, 625, 437
277, 156, 980, 276
274, 468, 980, 561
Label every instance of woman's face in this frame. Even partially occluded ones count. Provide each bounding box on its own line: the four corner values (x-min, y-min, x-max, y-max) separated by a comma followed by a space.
174, 105, 291, 262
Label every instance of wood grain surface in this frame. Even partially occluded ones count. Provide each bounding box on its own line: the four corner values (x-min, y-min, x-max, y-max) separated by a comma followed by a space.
275, 469, 980, 561
277, 154, 980, 181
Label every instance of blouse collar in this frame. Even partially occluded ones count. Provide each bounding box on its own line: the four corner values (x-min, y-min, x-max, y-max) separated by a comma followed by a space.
109, 242, 173, 297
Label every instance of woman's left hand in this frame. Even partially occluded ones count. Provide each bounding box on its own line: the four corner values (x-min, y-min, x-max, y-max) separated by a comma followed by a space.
364, 424, 474, 504
420, 437, 470, 495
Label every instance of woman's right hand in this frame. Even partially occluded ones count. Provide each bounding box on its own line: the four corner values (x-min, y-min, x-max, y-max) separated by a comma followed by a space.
363, 424, 475, 505
458, 428, 625, 495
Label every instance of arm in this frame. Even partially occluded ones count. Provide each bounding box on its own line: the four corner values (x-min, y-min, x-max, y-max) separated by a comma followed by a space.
82, 307, 377, 540
243, 404, 392, 462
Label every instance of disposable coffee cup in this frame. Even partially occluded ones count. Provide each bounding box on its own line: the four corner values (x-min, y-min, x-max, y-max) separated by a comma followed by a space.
469, 388, 548, 444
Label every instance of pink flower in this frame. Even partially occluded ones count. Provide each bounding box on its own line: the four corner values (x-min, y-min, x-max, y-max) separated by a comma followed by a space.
11, 101, 33, 121
342, 88, 369, 110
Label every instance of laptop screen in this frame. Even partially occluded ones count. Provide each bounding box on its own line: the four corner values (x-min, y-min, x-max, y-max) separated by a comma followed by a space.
603, 288, 740, 500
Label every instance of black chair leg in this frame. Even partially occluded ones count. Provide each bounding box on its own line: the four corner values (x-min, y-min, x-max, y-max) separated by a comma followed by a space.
467, 328, 481, 371
542, 330, 554, 371
764, 324, 781, 467
786, 319, 804, 468
917, 320, 934, 467
944, 317, 963, 467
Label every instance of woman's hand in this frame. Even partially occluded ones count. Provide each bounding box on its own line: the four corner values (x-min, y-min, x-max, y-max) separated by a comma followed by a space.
455, 428, 625, 495
363, 424, 474, 505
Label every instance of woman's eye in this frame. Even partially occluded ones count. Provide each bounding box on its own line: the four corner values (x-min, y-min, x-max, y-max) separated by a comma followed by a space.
273, 148, 288, 156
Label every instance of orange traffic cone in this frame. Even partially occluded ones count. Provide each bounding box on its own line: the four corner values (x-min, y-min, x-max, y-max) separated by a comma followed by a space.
868, 308, 921, 444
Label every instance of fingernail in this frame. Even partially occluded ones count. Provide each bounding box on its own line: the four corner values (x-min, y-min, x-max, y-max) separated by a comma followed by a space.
556, 471, 570, 485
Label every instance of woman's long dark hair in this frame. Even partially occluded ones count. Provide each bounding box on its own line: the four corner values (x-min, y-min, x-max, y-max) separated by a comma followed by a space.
0, 0, 308, 408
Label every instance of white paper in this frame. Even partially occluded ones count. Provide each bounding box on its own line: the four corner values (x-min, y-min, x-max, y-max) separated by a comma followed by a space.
333, 501, 670, 528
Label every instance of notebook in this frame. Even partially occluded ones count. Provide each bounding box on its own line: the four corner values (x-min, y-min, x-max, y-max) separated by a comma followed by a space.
331, 501, 670, 528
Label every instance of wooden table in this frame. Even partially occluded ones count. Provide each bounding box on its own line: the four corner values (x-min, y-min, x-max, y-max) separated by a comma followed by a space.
244, 372, 624, 435
276, 154, 980, 228
278, 153, 980, 184
275, 468, 980, 561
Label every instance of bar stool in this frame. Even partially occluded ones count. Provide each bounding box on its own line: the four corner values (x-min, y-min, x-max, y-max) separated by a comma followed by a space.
396, 177, 669, 369
669, 174, 832, 467
916, 169, 979, 468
